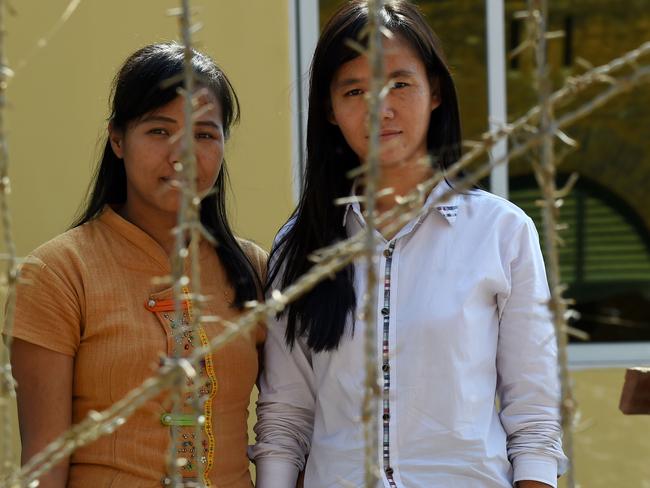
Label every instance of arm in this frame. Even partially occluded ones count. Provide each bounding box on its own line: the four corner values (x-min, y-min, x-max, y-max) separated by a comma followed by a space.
496, 218, 568, 488
250, 313, 316, 488
11, 338, 73, 488
6, 250, 82, 488
517, 482, 553, 488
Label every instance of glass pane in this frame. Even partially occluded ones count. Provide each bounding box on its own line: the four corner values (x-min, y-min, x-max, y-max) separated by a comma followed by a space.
506, 1, 650, 344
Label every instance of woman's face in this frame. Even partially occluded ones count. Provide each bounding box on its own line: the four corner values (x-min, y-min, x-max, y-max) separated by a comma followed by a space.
109, 90, 224, 218
328, 33, 440, 170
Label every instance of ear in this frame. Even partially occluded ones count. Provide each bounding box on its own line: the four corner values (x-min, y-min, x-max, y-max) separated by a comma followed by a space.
431, 94, 441, 112
108, 122, 124, 159
430, 77, 442, 112
326, 100, 338, 126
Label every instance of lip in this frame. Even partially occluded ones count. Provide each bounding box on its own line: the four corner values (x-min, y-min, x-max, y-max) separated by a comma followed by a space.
160, 176, 182, 188
365, 130, 402, 139
161, 176, 203, 187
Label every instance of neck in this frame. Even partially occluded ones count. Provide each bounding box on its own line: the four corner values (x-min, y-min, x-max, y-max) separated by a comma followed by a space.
374, 158, 433, 215
357, 157, 433, 240
118, 202, 178, 256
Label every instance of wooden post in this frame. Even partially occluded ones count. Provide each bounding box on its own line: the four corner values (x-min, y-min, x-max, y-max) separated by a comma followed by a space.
619, 367, 650, 415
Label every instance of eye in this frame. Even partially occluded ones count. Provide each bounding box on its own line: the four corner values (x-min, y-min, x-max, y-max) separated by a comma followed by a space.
195, 131, 220, 141
344, 88, 364, 97
392, 81, 409, 89
147, 127, 169, 136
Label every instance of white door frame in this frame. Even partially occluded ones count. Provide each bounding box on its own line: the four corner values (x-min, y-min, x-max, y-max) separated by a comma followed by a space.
288, 0, 319, 202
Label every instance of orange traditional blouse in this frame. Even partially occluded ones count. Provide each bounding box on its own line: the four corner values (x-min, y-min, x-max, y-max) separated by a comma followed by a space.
9, 206, 267, 487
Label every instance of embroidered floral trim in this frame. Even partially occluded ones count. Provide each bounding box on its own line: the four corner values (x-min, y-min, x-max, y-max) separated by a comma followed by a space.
382, 241, 398, 488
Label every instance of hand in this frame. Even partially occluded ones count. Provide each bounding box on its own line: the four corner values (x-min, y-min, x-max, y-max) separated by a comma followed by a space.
516, 481, 553, 488
295, 470, 305, 488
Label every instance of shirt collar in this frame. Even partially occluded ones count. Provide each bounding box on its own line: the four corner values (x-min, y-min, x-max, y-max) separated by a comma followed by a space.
342, 179, 461, 227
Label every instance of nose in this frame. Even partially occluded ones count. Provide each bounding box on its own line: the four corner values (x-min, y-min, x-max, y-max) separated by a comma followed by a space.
380, 99, 395, 120
365, 99, 395, 126
168, 136, 184, 167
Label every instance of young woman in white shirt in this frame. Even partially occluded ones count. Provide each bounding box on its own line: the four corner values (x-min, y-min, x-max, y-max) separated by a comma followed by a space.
252, 1, 567, 487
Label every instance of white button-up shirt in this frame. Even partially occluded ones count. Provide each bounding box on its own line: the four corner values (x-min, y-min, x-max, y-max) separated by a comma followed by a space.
252, 183, 568, 488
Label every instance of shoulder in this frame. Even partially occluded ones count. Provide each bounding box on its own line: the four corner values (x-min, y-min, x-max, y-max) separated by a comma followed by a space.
27, 220, 104, 272
236, 237, 268, 262
460, 189, 544, 263
462, 188, 533, 230
236, 237, 268, 281
11, 224, 104, 355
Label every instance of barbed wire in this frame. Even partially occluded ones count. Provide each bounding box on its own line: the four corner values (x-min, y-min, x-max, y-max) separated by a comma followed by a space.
526, 1, 576, 486
1, 1, 649, 486
165, 0, 207, 485
4, 36, 648, 486
360, 2, 384, 487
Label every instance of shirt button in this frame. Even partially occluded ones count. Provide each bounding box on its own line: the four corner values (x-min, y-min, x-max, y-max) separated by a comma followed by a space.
383, 248, 393, 258
148, 298, 156, 308
382, 363, 390, 372
383, 413, 390, 421
385, 466, 394, 476
161, 477, 172, 486
381, 307, 389, 316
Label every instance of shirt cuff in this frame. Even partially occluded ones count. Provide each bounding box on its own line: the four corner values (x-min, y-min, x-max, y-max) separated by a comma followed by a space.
512, 454, 558, 487
254, 458, 300, 488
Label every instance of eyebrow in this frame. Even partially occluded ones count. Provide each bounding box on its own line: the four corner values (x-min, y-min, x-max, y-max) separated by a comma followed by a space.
141, 115, 220, 129
334, 77, 364, 89
388, 69, 417, 79
195, 120, 221, 130
334, 69, 418, 88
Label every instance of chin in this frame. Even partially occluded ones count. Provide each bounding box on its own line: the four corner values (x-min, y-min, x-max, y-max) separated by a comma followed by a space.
159, 197, 182, 216
378, 158, 408, 169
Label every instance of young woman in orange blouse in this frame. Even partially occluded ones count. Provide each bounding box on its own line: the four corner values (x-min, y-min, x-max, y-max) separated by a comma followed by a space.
8, 42, 265, 488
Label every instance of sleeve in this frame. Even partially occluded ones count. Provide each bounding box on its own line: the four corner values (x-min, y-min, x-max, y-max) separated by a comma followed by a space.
5, 254, 82, 356
496, 217, 569, 487
249, 311, 316, 488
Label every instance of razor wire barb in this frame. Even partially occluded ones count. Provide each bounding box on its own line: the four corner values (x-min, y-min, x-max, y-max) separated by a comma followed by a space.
1, 1, 650, 486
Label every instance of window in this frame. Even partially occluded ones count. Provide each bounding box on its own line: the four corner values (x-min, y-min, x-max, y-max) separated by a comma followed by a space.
511, 175, 650, 344
308, 0, 650, 366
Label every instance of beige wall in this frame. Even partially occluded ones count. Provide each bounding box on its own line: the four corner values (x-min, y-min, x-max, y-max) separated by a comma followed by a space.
560, 369, 650, 487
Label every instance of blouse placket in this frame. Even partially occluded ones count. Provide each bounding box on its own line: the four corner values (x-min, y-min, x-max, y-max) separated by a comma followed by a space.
146, 291, 217, 487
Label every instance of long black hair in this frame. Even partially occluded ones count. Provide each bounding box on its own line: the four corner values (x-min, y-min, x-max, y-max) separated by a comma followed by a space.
268, 0, 462, 351
73, 42, 260, 307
